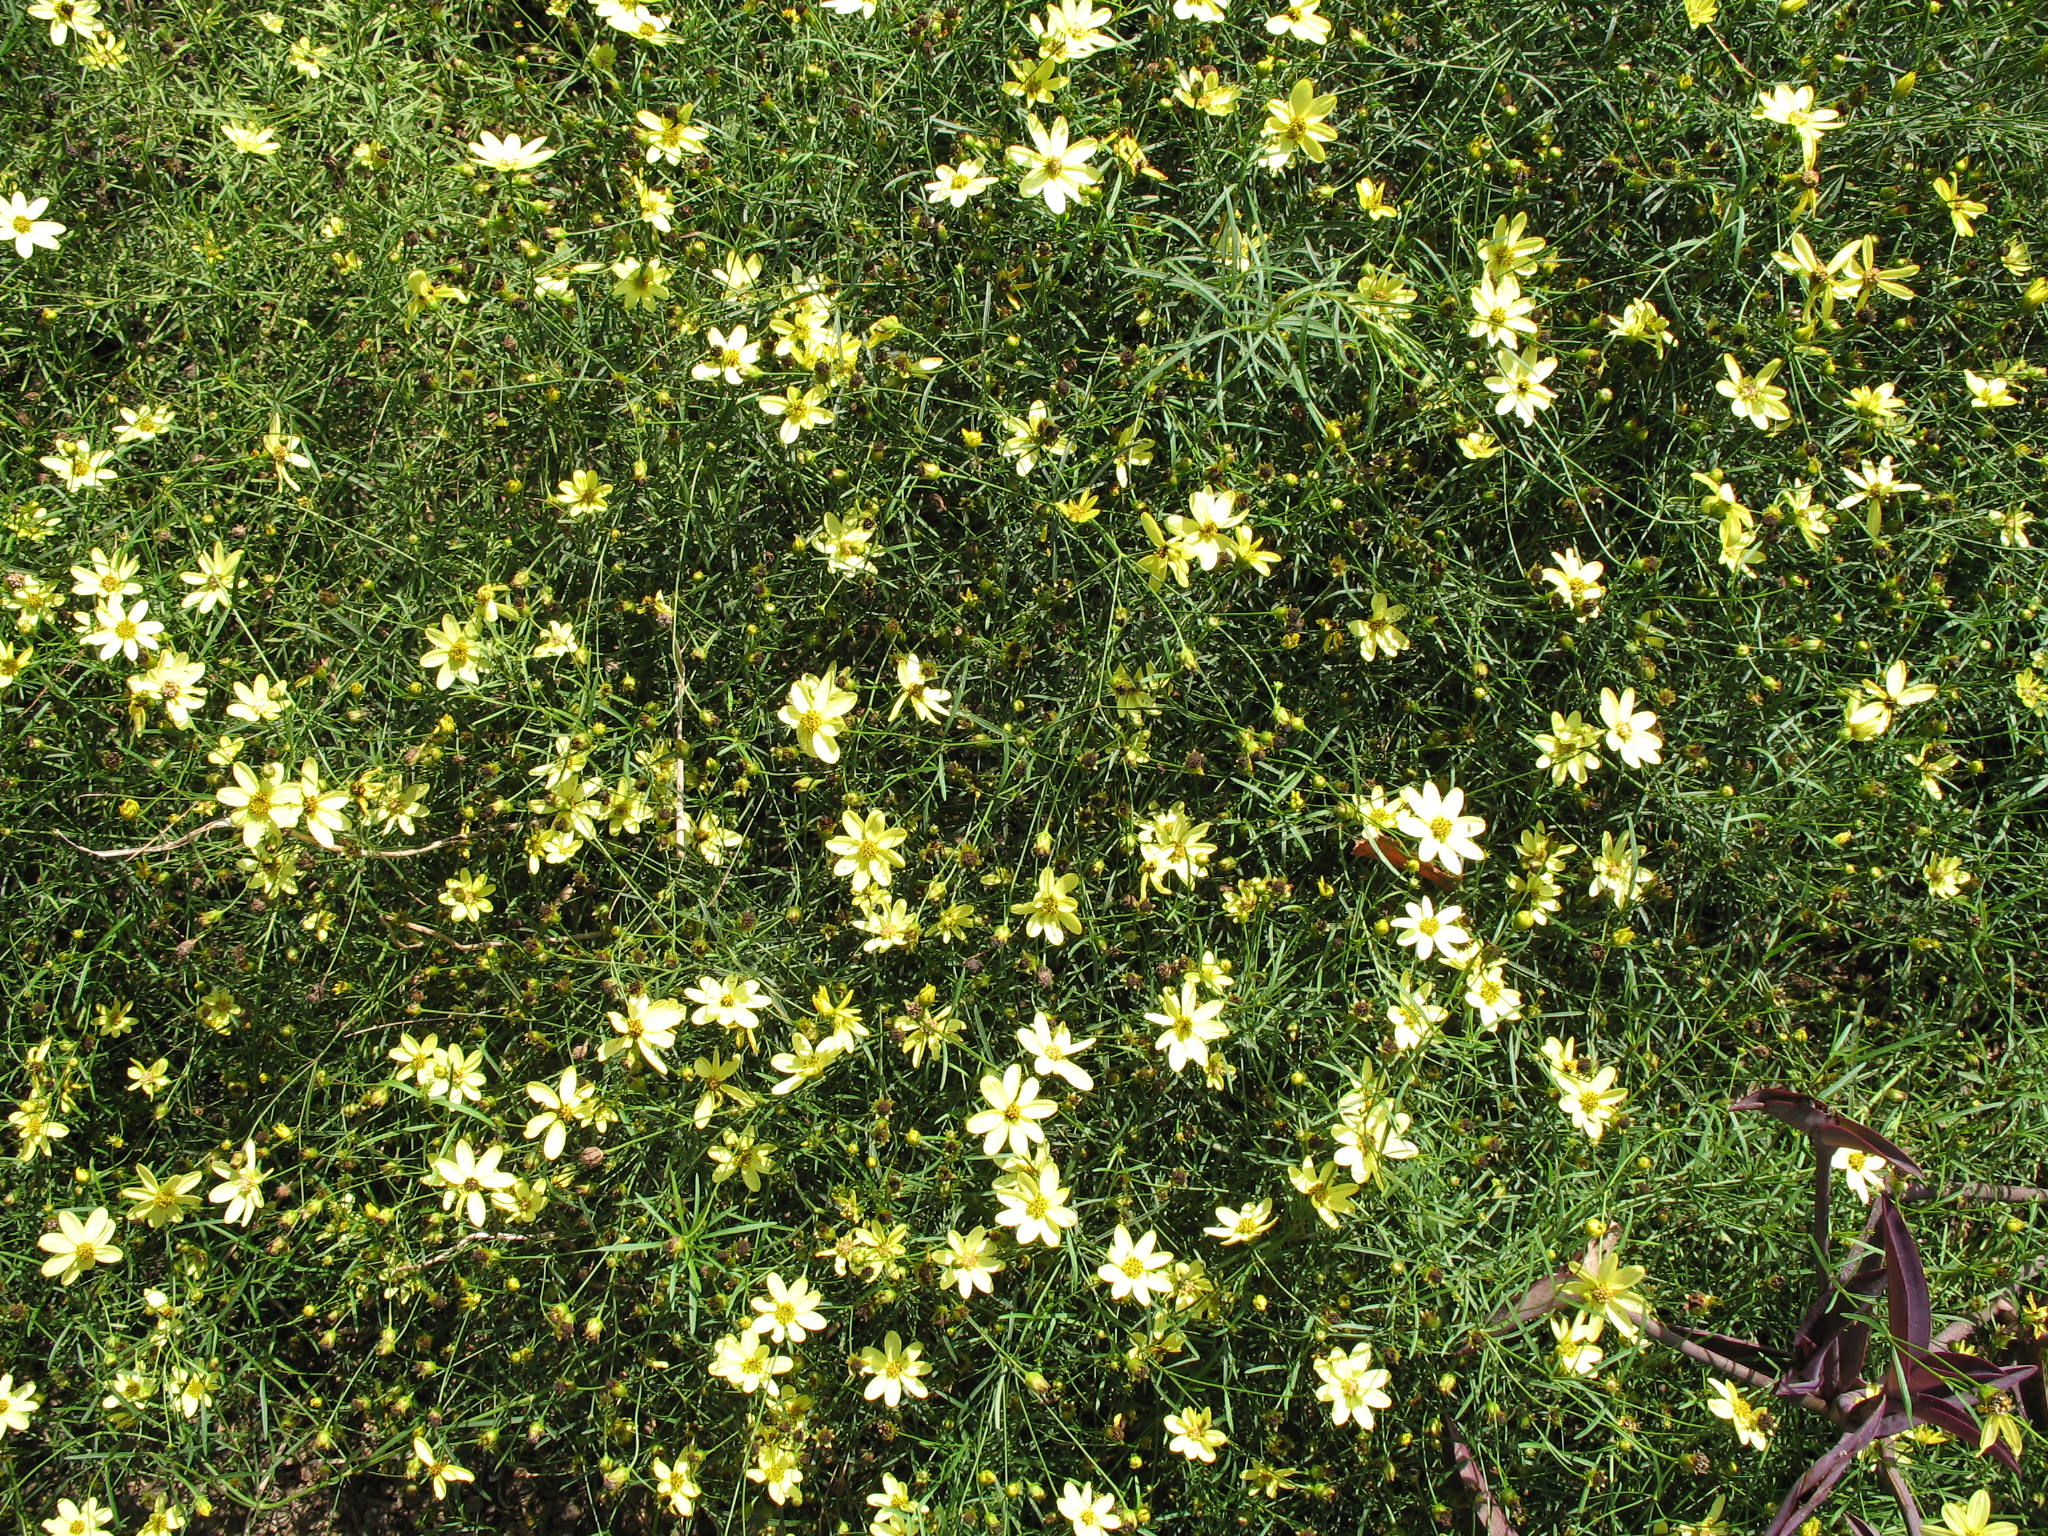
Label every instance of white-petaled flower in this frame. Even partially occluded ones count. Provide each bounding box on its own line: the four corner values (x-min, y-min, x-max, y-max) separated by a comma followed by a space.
1397, 781, 1486, 873
1095, 1224, 1174, 1304
1006, 115, 1101, 215
467, 130, 557, 173
3, 192, 65, 259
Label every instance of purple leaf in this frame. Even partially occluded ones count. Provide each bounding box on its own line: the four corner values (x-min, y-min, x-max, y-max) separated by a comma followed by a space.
1876, 1195, 1932, 1353
1732, 1088, 1926, 1178
1762, 1410, 1910, 1536
1844, 1517, 1883, 1536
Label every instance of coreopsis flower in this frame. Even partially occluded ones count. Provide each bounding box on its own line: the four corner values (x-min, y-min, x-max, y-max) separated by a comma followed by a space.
611, 255, 671, 310
745, 1272, 826, 1344
893, 992, 961, 1063
428, 1139, 514, 1226
1550, 1313, 1605, 1377
3, 192, 65, 259
1391, 896, 1470, 964
826, 809, 908, 892
1751, 83, 1843, 170
468, 130, 556, 172
1017, 1011, 1095, 1090
1477, 212, 1546, 280
295, 758, 351, 848
223, 120, 280, 155
1289, 1155, 1359, 1226
40, 1499, 115, 1536
1258, 78, 1339, 171
0, 1373, 40, 1436
1829, 1146, 1891, 1205
206, 1137, 271, 1225
549, 468, 612, 520
418, 614, 483, 688
1555, 1066, 1627, 1140
1264, 0, 1329, 43
1355, 176, 1399, 218
779, 666, 858, 763
1312, 1342, 1392, 1428
1202, 1200, 1275, 1246
707, 1127, 776, 1191
412, 1436, 475, 1501
1598, 687, 1663, 768
1468, 273, 1537, 347
995, 398, 1074, 477
758, 383, 834, 444
27, 0, 103, 44
1539, 547, 1605, 620
1007, 114, 1100, 214
1332, 1089, 1419, 1182
38, 1207, 122, 1283
848, 892, 913, 952
1164, 1404, 1228, 1462
288, 34, 331, 74
0, 641, 31, 693
994, 1160, 1078, 1246
119, 1164, 202, 1233
686, 974, 768, 1047
710, 1331, 791, 1394
603, 991, 684, 1073
128, 650, 207, 729
1171, 65, 1240, 116
1484, 346, 1559, 425
966, 1064, 1058, 1157
1587, 829, 1653, 909
1558, 1240, 1649, 1337
1055, 1483, 1122, 1535
1397, 780, 1486, 873
889, 653, 952, 723
1604, 297, 1676, 357
1931, 175, 1986, 237
1096, 1225, 1175, 1304
631, 107, 707, 165
934, 1226, 1005, 1297
1923, 854, 1972, 900
1929, 1492, 2019, 1536
690, 326, 761, 385
1028, 0, 1119, 60
1463, 960, 1523, 1029
175, 540, 243, 613
809, 511, 875, 575
1011, 867, 1084, 944
857, 1331, 931, 1407
747, 1442, 803, 1507
650, 1454, 702, 1517
1963, 369, 2019, 409
1842, 381, 1906, 427
1706, 1379, 1770, 1452
82, 595, 162, 663
1842, 659, 1936, 740
1166, 488, 1245, 569
41, 437, 116, 492
522, 1066, 596, 1160
924, 160, 997, 207
1147, 980, 1228, 1071
1777, 481, 1832, 547
1386, 976, 1447, 1051
125, 1056, 171, 1096
1135, 803, 1215, 891
1836, 454, 1922, 537
9, 1098, 67, 1158
216, 760, 303, 845
1716, 354, 1790, 429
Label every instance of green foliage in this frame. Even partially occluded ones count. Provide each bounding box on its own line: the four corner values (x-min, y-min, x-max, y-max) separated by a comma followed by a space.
2, 0, 2045, 1532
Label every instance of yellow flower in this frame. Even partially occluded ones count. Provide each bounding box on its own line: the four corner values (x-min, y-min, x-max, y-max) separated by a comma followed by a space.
38, 1207, 123, 1283
1258, 78, 1339, 171
222, 120, 280, 156
1931, 175, 1987, 237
